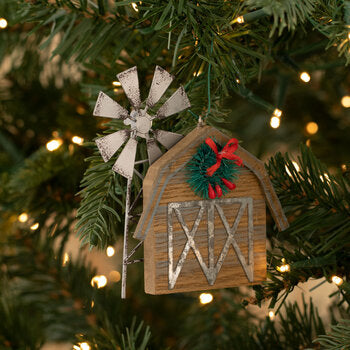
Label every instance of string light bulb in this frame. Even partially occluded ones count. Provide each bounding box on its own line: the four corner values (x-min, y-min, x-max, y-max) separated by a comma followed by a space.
74, 342, 91, 350
106, 246, 115, 257
109, 270, 121, 282
305, 122, 318, 135
331, 275, 343, 286
72, 136, 84, 145
341, 95, 350, 108
268, 311, 275, 320
277, 258, 290, 273
112, 81, 121, 87
30, 222, 39, 230
273, 108, 282, 118
0, 18, 7, 29
18, 213, 28, 223
62, 252, 70, 266
91, 275, 107, 288
299, 72, 311, 83
76, 105, 86, 115
270, 116, 280, 129
46, 139, 63, 151
131, 3, 139, 12
236, 16, 244, 24
199, 293, 213, 305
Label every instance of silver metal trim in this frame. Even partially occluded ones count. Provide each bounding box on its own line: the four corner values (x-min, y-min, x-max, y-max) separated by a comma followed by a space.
167, 197, 254, 289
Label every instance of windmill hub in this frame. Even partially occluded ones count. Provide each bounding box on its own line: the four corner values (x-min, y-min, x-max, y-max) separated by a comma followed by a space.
135, 114, 152, 135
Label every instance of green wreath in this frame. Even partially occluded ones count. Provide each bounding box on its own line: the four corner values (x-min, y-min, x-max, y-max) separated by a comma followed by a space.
186, 138, 242, 199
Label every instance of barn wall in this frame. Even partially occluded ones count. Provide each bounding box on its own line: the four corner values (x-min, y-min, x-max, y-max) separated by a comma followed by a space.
144, 165, 266, 295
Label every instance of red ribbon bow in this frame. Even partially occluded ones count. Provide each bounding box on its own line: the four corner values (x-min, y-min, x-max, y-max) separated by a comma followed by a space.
205, 138, 243, 177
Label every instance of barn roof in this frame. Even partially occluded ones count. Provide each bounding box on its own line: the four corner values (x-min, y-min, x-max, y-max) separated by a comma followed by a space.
134, 125, 289, 241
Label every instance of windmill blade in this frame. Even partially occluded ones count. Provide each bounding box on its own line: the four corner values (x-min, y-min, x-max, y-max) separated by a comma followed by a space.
146, 66, 174, 108
112, 137, 138, 179
153, 130, 183, 149
93, 92, 129, 119
146, 138, 163, 165
117, 66, 141, 110
155, 86, 190, 119
95, 130, 129, 162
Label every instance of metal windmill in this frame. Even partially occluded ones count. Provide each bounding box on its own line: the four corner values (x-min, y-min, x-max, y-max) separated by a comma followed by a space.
93, 66, 191, 298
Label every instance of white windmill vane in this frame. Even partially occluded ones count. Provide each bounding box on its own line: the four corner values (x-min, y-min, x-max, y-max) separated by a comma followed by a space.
92, 66, 191, 298
93, 66, 191, 179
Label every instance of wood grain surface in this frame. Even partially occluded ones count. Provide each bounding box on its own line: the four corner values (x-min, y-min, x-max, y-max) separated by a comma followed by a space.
134, 125, 288, 294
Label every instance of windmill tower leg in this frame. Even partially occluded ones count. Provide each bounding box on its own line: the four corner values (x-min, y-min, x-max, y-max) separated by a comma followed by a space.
121, 177, 132, 299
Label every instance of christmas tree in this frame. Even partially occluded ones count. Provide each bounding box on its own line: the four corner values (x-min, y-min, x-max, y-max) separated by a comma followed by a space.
1, 0, 350, 348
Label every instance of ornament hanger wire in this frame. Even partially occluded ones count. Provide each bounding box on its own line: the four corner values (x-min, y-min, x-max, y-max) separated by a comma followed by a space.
188, 39, 214, 126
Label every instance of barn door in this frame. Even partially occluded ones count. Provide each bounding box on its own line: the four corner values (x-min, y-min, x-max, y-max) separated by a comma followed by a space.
167, 198, 254, 289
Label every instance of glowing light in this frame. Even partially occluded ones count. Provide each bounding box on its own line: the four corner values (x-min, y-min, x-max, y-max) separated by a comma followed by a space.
76, 105, 86, 115
332, 275, 343, 286
341, 164, 347, 171
91, 275, 107, 288
235, 78, 240, 84
72, 136, 84, 145
91, 300, 94, 308
0, 18, 8, 29
236, 16, 244, 24
30, 223, 39, 230
270, 116, 280, 129
273, 108, 282, 118
46, 139, 63, 151
131, 3, 138, 11
305, 122, 318, 135
306, 139, 311, 147
277, 264, 290, 273
78, 342, 91, 350
277, 258, 290, 273
199, 293, 213, 305
18, 213, 28, 223
63, 252, 70, 266
106, 246, 115, 257
73, 346, 80, 350
109, 270, 121, 282
341, 95, 350, 108
300, 72, 311, 83
112, 81, 121, 87
268, 311, 275, 320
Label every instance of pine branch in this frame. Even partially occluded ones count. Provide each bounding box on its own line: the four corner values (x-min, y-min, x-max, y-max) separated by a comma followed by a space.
1, 145, 85, 215
245, 0, 316, 36
309, 0, 350, 65
0, 221, 151, 348
316, 319, 350, 350
252, 145, 350, 308
76, 143, 124, 248
79, 317, 151, 350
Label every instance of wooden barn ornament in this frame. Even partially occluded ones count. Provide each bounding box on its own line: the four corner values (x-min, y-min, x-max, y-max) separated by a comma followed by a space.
92, 65, 288, 297
134, 125, 289, 295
